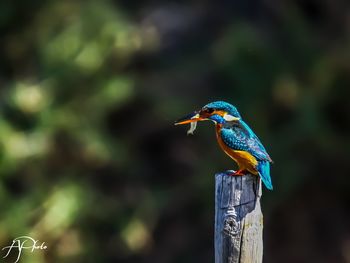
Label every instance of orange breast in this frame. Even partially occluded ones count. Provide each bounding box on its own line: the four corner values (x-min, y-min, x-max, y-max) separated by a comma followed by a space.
215, 125, 258, 174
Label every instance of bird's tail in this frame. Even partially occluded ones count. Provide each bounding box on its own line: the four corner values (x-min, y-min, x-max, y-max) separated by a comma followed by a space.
257, 161, 273, 190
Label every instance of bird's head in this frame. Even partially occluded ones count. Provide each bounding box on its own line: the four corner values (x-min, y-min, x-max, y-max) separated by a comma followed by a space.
174, 101, 241, 126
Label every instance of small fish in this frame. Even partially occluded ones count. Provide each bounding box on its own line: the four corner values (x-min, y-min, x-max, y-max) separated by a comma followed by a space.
174, 112, 199, 135
186, 113, 199, 135
187, 121, 197, 135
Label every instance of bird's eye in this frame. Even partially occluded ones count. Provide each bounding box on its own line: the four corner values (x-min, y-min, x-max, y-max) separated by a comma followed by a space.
206, 108, 214, 113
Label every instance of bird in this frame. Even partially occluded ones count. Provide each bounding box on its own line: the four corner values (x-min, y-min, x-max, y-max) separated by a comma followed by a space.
174, 101, 273, 190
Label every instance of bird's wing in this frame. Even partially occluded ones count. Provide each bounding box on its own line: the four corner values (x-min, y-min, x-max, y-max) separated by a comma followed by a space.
220, 121, 272, 162
240, 120, 273, 162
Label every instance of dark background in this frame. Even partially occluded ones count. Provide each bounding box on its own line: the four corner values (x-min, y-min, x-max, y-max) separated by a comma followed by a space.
0, 0, 350, 262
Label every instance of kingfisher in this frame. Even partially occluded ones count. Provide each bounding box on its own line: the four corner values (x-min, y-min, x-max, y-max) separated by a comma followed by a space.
174, 101, 273, 190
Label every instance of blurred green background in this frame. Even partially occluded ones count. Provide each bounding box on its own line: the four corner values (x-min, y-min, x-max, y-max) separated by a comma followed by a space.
0, 0, 350, 262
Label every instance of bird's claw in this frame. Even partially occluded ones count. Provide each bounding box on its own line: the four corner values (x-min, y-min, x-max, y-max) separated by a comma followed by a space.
226, 170, 246, 176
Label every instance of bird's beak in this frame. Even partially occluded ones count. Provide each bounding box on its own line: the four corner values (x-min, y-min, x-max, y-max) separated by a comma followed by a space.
174, 111, 203, 125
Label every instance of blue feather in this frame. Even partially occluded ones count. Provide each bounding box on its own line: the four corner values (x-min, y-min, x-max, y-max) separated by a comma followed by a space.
257, 161, 273, 190
239, 120, 271, 162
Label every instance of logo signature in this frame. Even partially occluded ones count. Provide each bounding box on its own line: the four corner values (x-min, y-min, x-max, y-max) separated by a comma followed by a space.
2, 236, 47, 263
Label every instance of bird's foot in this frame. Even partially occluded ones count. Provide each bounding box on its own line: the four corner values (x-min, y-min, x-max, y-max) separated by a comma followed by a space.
226, 169, 247, 176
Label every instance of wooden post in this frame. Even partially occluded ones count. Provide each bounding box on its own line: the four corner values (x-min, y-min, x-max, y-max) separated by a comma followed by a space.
215, 171, 263, 263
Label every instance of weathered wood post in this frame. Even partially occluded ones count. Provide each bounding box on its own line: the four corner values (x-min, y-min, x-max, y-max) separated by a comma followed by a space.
215, 171, 263, 263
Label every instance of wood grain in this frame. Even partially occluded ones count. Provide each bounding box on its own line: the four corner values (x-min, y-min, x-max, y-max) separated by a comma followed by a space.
215, 171, 263, 263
